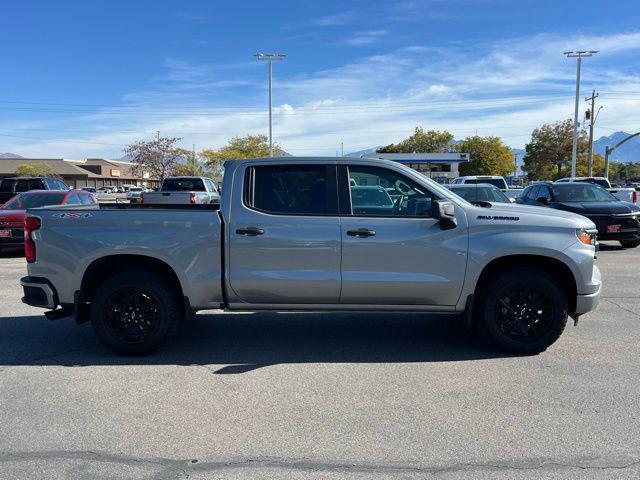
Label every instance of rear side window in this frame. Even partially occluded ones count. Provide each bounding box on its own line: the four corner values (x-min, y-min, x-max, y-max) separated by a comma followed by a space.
79, 194, 95, 205
245, 165, 333, 215
0, 178, 17, 192
162, 178, 205, 191
65, 193, 82, 205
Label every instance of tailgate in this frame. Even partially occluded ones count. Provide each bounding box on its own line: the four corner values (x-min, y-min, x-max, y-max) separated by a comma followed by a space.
142, 192, 191, 204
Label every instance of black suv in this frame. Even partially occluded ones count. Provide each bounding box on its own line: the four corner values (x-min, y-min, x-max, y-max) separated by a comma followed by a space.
0, 177, 69, 204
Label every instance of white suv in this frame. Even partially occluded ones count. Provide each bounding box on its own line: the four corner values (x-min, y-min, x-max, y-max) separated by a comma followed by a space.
451, 175, 508, 191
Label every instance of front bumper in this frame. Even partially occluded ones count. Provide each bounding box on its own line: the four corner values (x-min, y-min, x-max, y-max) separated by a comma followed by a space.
20, 276, 58, 309
575, 265, 602, 315
587, 214, 640, 241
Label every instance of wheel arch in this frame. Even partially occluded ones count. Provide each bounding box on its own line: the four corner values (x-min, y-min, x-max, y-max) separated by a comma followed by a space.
77, 254, 187, 323
474, 255, 577, 314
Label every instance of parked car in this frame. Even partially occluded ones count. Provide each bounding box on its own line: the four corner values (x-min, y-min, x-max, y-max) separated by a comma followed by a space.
555, 177, 638, 205
97, 187, 112, 194
451, 175, 508, 191
0, 189, 96, 253
127, 187, 144, 200
517, 182, 640, 248
141, 176, 219, 204
447, 184, 513, 205
21, 157, 601, 356
0, 177, 69, 204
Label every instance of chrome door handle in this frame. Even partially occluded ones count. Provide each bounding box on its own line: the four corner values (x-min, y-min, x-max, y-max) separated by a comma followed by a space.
347, 228, 376, 237
236, 227, 265, 236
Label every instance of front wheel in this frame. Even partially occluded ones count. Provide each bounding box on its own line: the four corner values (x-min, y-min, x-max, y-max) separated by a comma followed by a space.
620, 240, 640, 248
90, 271, 183, 355
476, 267, 568, 354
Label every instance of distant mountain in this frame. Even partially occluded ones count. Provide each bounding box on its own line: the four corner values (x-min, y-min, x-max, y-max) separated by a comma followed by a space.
0, 153, 22, 158
593, 131, 640, 163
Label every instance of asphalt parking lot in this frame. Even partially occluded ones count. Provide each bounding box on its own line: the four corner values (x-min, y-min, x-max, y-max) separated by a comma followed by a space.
1, 244, 639, 479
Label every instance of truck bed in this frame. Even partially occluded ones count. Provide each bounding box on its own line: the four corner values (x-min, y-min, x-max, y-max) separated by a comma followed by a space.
26, 203, 224, 310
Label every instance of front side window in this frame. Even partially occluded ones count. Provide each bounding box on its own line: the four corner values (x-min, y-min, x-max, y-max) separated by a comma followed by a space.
347, 166, 436, 217
246, 164, 331, 215
537, 185, 552, 202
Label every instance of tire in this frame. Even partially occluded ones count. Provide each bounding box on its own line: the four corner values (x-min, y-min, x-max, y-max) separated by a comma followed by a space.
90, 270, 183, 356
619, 240, 640, 248
476, 267, 568, 354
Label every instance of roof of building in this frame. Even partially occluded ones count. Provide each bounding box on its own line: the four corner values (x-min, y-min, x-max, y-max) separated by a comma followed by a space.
0, 158, 92, 176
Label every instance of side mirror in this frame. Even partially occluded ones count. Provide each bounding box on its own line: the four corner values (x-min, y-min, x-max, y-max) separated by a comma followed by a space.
536, 196, 549, 205
431, 200, 457, 228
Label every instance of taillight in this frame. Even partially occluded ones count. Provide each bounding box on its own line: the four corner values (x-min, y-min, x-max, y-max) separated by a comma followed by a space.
24, 216, 41, 263
190, 192, 196, 204
633, 191, 638, 204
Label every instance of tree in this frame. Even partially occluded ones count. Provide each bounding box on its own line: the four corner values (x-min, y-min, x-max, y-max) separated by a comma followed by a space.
170, 150, 205, 177
124, 136, 190, 180
201, 134, 286, 170
377, 127, 454, 153
522, 119, 588, 181
14, 163, 54, 177
456, 136, 514, 176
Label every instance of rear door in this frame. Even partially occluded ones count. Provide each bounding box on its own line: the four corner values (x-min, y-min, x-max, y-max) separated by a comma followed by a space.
338, 164, 468, 306
227, 162, 341, 304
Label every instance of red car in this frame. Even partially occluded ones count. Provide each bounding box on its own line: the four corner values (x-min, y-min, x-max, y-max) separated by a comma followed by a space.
0, 189, 97, 253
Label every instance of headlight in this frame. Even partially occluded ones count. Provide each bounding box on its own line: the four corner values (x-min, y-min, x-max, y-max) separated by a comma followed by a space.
576, 228, 598, 246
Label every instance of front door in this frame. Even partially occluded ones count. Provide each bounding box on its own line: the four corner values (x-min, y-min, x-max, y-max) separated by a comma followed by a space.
339, 164, 468, 306
227, 163, 341, 304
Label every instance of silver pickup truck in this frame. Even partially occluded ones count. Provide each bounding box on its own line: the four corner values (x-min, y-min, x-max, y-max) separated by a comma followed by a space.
21, 157, 602, 356
141, 176, 220, 204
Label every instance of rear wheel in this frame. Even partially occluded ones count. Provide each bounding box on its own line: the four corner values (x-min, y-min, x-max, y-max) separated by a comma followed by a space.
90, 271, 183, 355
620, 240, 640, 248
476, 267, 568, 354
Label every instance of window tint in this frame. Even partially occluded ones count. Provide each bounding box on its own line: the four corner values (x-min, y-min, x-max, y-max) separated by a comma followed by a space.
460, 178, 507, 189
65, 193, 82, 205
347, 166, 436, 217
0, 179, 17, 192
527, 185, 540, 200
162, 178, 206, 191
537, 185, 552, 202
79, 194, 95, 205
247, 165, 330, 215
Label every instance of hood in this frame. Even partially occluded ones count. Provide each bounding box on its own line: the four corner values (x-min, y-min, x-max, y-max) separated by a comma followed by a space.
472, 202, 594, 228
551, 201, 640, 215
0, 209, 26, 224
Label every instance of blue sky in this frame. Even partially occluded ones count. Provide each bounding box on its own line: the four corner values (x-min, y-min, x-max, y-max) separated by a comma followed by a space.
1, 0, 640, 158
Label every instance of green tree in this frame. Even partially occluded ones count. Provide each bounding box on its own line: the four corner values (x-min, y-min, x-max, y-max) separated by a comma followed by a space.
170, 150, 205, 177
124, 136, 190, 180
522, 119, 588, 180
456, 136, 514, 176
14, 163, 54, 177
201, 134, 286, 170
377, 127, 454, 153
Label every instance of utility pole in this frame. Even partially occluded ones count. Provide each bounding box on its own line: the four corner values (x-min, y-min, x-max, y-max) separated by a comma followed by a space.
563, 50, 598, 177
254, 53, 286, 157
341, 142, 344, 157
585, 90, 598, 176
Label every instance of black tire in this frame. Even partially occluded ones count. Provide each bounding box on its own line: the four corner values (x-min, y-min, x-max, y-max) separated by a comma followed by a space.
90, 271, 183, 356
620, 240, 640, 248
476, 267, 568, 354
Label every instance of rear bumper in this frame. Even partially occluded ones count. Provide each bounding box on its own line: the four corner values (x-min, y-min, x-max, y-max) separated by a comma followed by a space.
20, 276, 58, 309
0, 227, 24, 248
575, 265, 602, 315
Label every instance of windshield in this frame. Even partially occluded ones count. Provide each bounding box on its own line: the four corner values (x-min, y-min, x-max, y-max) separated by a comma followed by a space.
1, 192, 66, 209
552, 184, 617, 203
451, 186, 510, 203
162, 178, 205, 191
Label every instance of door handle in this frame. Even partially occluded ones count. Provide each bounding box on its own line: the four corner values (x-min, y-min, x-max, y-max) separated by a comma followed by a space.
347, 228, 376, 237
235, 227, 265, 236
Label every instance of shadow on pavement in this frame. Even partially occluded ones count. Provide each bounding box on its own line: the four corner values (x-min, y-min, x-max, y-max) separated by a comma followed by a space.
0, 311, 514, 372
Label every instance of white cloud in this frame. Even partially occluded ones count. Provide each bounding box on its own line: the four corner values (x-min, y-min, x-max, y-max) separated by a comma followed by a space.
3, 31, 640, 158
312, 10, 357, 27
342, 30, 389, 46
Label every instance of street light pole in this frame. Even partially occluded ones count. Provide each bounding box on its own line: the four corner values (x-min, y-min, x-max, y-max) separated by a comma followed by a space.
563, 50, 598, 177
254, 53, 286, 157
